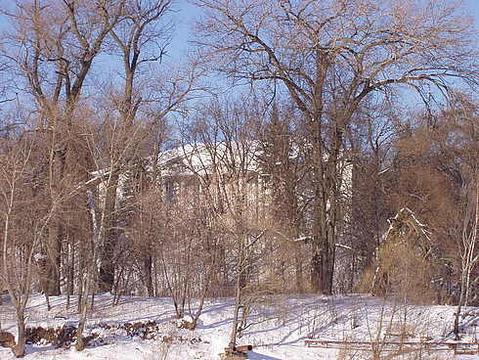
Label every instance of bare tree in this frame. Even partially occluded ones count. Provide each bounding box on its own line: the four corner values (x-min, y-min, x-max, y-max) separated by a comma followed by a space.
0, 133, 58, 357
449, 97, 479, 337
195, 0, 479, 294
74, 104, 151, 350
97, 0, 173, 292
4, 0, 126, 295
347, 104, 396, 291
454, 171, 479, 338
181, 97, 269, 351
257, 105, 309, 292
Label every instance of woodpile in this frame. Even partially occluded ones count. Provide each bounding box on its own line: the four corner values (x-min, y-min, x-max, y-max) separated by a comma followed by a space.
220, 345, 253, 359
0, 330, 24, 358
0, 330, 15, 349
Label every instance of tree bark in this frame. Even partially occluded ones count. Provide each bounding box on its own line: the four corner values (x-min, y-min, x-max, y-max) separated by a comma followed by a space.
144, 254, 154, 297
45, 220, 62, 296
13, 309, 25, 358
98, 173, 119, 293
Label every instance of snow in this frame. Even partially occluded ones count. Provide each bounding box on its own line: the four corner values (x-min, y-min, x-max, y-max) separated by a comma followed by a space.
0, 293, 478, 359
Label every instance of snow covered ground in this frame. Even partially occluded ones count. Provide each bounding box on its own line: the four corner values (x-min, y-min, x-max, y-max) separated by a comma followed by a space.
0, 293, 478, 359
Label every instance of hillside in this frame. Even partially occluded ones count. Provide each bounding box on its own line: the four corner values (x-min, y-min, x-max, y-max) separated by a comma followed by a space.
0, 294, 478, 359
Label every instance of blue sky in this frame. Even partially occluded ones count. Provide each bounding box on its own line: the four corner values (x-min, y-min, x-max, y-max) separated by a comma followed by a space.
172, 0, 479, 62
1, 0, 479, 62
465, 0, 479, 21
1, 0, 479, 91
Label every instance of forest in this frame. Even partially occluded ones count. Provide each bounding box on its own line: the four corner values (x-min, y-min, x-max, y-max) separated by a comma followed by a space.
0, 0, 478, 359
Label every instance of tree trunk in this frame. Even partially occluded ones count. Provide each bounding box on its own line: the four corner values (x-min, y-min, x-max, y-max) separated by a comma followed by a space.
310, 200, 336, 295
45, 140, 68, 296
144, 255, 153, 297
228, 268, 243, 350
453, 274, 465, 339
321, 237, 335, 295
228, 233, 246, 350
13, 309, 25, 358
98, 173, 119, 293
76, 273, 91, 351
294, 244, 303, 293
45, 224, 62, 296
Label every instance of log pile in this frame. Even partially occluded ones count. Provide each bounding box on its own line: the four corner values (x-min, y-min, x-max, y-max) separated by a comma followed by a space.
220, 345, 253, 359
0, 330, 15, 349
